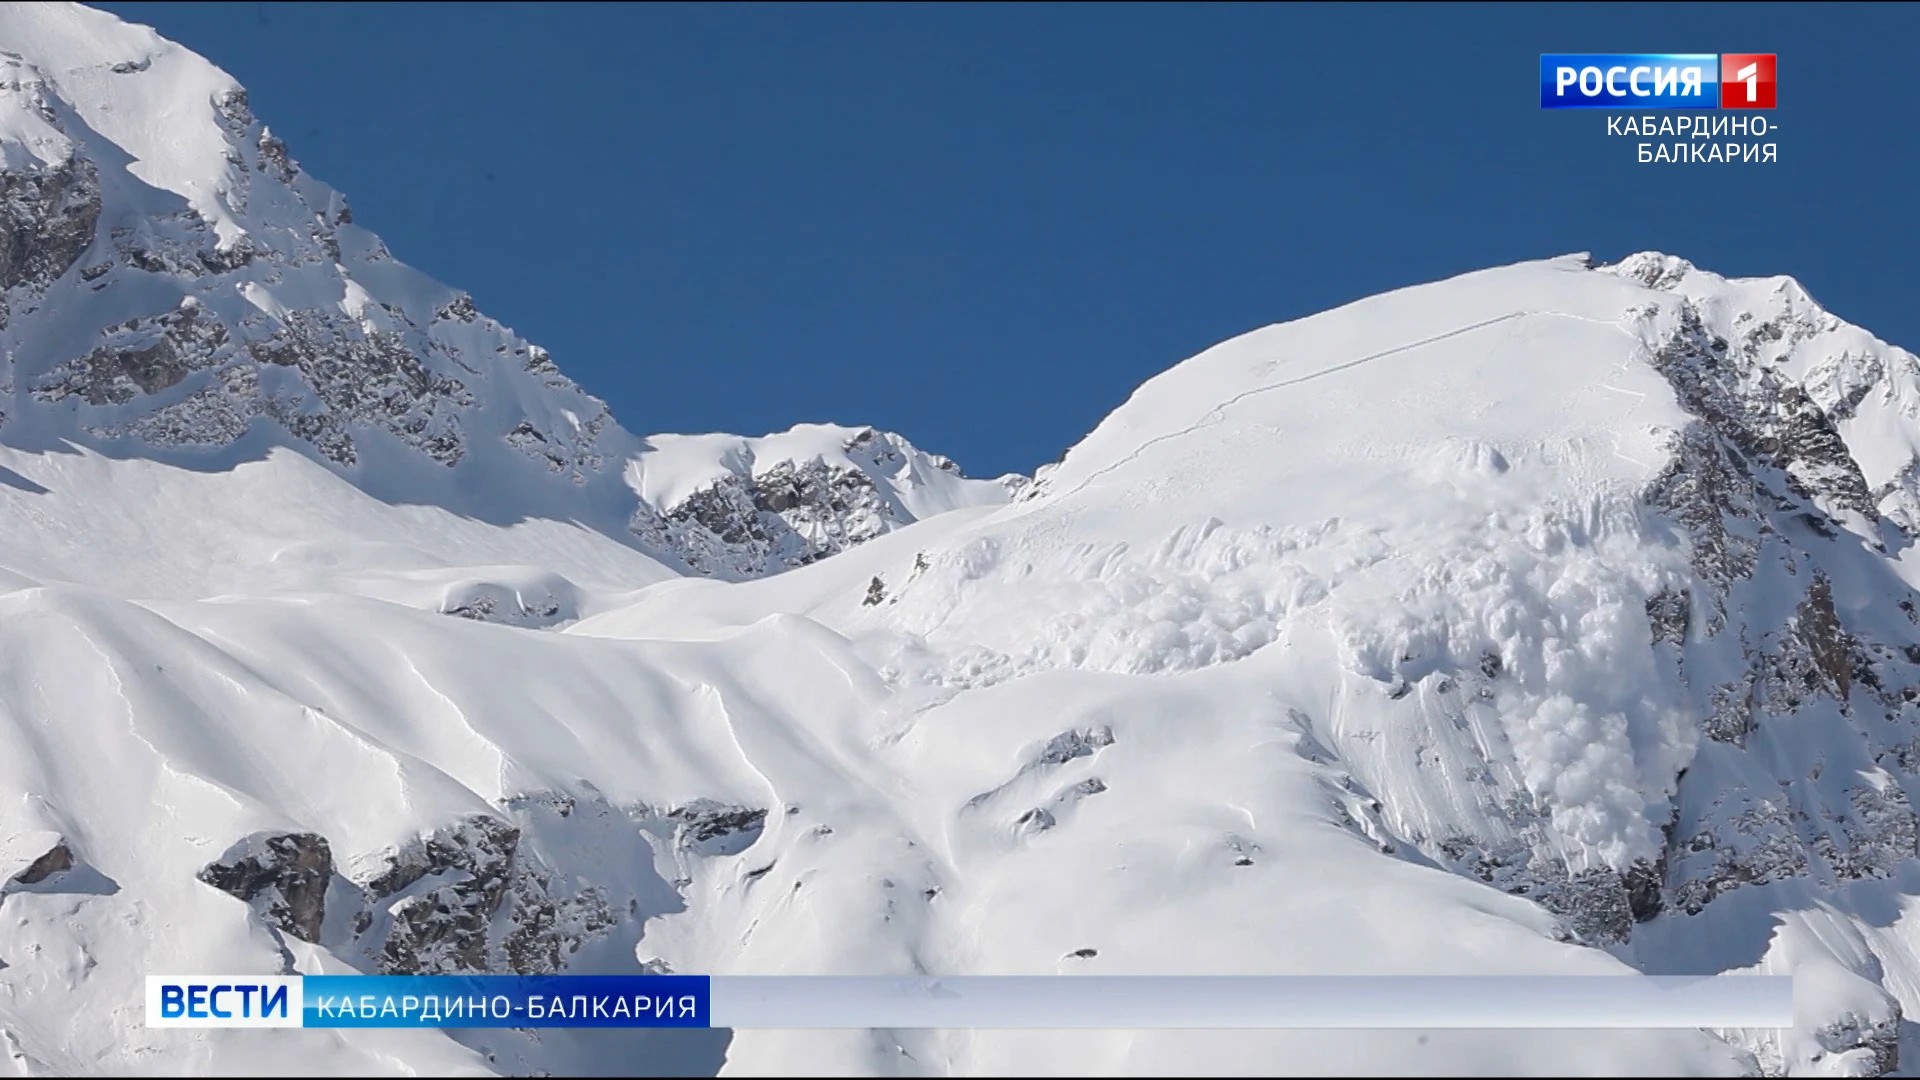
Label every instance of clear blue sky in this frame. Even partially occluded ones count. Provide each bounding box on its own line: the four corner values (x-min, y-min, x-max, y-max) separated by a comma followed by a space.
96, 2, 1918, 478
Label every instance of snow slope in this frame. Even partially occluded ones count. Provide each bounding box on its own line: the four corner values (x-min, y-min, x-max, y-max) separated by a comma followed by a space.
5, 5, 1920, 1078
578, 252, 1920, 1076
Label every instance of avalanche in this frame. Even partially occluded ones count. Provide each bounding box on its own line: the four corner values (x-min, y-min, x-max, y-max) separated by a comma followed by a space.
3, 4, 1920, 1079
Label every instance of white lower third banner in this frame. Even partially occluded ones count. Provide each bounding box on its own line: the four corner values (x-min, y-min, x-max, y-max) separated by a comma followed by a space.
708, 976, 1793, 1029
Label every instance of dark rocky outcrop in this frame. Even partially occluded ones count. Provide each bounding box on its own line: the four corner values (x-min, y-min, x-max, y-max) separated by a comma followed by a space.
1646, 587, 1691, 647
632, 456, 902, 577
34, 299, 231, 406
197, 832, 332, 943
1647, 301, 1879, 535
1813, 1011, 1901, 1077
352, 813, 622, 977
1037, 726, 1115, 766
9, 841, 72, 886
361, 815, 519, 974
0, 152, 100, 301
628, 427, 1006, 578
667, 801, 768, 857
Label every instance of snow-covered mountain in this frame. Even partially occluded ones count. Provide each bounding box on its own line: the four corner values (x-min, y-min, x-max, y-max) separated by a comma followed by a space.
581, 247, 1920, 1076
628, 424, 1022, 579
6, 5, 1920, 1079
0, 2, 1009, 593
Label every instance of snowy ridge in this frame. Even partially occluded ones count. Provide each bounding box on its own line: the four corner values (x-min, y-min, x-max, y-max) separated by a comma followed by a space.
0, 2, 1001, 589
628, 423, 1023, 579
0, 3, 619, 486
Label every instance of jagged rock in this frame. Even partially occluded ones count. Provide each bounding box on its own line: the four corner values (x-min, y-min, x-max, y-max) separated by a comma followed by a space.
1037, 726, 1115, 766
1795, 575, 1852, 701
35, 298, 231, 406
1646, 588, 1691, 647
1668, 794, 1811, 916
1534, 868, 1636, 945
255, 127, 294, 184
1014, 808, 1056, 834
434, 294, 479, 323
1613, 282, 1920, 941
632, 455, 897, 575
1813, 1011, 1901, 1077
1621, 858, 1664, 922
627, 426, 1014, 578
197, 832, 332, 943
499, 865, 617, 976
0, 44, 645, 523
1014, 778, 1109, 838
0, 152, 100, 299
342, 804, 638, 977
243, 308, 473, 467
9, 841, 72, 886
964, 728, 1118, 813
1704, 676, 1756, 747
360, 815, 517, 974
1822, 781, 1919, 881
1647, 301, 1878, 533
1642, 425, 1762, 620
504, 414, 607, 484
667, 800, 767, 857
1430, 815, 1654, 946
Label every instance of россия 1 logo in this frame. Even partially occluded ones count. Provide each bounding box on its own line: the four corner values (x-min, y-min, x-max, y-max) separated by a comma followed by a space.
1719, 53, 1776, 109
1540, 54, 1776, 109
1540, 52, 1780, 164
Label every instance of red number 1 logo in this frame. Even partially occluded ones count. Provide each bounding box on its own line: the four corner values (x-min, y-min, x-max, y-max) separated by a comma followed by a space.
1720, 54, 1777, 109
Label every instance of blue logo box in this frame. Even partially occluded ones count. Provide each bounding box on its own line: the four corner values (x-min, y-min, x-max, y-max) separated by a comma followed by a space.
1540, 54, 1720, 109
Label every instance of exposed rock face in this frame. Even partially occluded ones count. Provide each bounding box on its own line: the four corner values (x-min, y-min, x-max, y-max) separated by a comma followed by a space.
0, 35, 1007, 583
1624, 276, 1920, 934
7, 841, 72, 886
666, 800, 768, 858
0, 43, 622, 511
1645, 298, 1879, 532
1567, 256, 1920, 1073
0, 149, 100, 305
630, 430, 906, 576
1314, 258, 1920, 1001
197, 832, 332, 943
35, 297, 230, 406
1814, 1013, 1902, 1077
629, 426, 1018, 578
356, 815, 522, 975
197, 808, 674, 978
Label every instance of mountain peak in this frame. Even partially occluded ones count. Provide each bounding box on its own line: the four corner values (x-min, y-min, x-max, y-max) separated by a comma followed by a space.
1596, 250, 1697, 290
627, 422, 1021, 578
0, 2, 1007, 580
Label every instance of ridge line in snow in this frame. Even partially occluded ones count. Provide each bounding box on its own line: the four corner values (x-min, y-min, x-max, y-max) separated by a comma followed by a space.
1049, 309, 1633, 500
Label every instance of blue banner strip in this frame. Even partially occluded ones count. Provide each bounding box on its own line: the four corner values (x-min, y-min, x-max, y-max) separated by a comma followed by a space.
151, 973, 1792, 1030
1539, 53, 1721, 109
303, 974, 711, 1028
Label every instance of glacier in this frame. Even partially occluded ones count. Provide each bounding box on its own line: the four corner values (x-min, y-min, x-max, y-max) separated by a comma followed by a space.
2, 3, 1920, 1077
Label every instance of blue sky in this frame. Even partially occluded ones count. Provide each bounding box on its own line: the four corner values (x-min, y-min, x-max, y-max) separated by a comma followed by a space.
97, 2, 1919, 478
